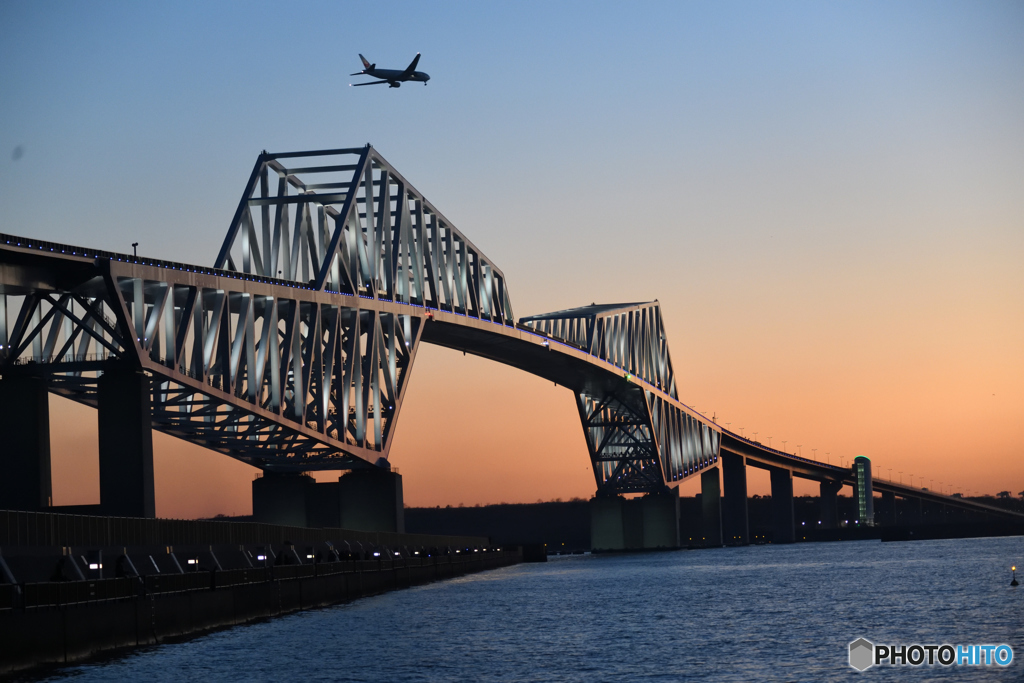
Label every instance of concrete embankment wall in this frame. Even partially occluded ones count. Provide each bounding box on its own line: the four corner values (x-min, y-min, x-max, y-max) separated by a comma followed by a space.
0, 508, 521, 676
0, 552, 520, 675
0, 508, 486, 550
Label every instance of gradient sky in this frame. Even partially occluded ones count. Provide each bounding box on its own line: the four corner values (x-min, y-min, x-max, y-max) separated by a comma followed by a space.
1, 1, 1021, 517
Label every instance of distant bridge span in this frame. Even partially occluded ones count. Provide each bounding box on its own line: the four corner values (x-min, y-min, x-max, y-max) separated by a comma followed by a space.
0, 146, 1018, 539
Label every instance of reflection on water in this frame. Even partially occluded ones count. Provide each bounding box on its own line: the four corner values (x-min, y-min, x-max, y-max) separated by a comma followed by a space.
37, 536, 1024, 682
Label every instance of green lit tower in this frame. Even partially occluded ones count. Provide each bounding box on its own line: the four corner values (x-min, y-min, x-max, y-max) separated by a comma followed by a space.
853, 456, 874, 526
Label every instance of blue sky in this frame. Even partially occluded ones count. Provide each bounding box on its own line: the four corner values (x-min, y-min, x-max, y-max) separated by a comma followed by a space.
1, 1, 1022, 510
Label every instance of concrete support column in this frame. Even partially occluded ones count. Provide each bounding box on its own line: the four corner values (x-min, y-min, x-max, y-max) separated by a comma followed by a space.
880, 491, 897, 526
701, 468, 723, 547
641, 489, 680, 549
0, 375, 52, 510
721, 452, 748, 545
98, 368, 155, 518
338, 468, 404, 533
902, 496, 923, 525
770, 467, 795, 543
591, 491, 680, 551
590, 495, 626, 551
252, 472, 314, 526
819, 480, 842, 530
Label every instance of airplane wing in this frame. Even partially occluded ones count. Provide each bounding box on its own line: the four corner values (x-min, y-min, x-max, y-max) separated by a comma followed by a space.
399, 53, 421, 78
350, 80, 390, 87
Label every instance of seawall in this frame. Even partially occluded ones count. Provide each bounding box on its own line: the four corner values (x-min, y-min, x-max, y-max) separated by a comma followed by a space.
0, 509, 521, 676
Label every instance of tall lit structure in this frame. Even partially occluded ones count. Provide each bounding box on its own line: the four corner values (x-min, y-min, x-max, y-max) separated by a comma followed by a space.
853, 456, 874, 526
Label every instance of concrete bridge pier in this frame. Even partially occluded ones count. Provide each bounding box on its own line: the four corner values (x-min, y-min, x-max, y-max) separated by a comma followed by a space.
253, 472, 314, 527
0, 375, 52, 510
770, 467, 795, 543
701, 468, 723, 547
901, 496, 923, 525
819, 480, 842, 530
338, 468, 405, 533
253, 468, 404, 532
721, 452, 749, 545
97, 367, 155, 518
590, 489, 679, 551
879, 491, 897, 526
590, 495, 627, 551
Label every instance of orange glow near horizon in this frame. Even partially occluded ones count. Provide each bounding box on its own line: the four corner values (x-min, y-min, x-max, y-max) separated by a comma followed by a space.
47, 300, 1023, 518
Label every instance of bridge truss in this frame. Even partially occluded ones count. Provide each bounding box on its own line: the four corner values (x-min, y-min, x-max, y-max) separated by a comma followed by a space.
522, 303, 718, 494
0, 146, 719, 492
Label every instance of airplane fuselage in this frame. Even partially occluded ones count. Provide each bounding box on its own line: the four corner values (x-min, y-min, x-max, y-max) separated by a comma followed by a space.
365, 68, 430, 84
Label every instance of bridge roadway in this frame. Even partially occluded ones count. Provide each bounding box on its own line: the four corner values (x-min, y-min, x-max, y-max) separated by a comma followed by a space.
0, 145, 1020, 548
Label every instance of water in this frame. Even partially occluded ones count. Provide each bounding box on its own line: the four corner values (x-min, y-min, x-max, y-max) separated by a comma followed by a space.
33, 537, 1024, 682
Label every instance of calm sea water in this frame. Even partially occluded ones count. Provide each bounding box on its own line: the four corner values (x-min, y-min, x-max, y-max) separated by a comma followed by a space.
33, 536, 1024, 682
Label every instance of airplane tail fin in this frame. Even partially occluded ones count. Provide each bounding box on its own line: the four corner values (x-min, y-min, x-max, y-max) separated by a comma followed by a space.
359, 54, 371, 69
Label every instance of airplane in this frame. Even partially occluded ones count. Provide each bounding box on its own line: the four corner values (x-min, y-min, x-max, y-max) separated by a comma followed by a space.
350, 53, 430, 88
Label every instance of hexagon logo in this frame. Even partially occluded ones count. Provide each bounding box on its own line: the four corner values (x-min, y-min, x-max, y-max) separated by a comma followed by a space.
849, 638, 874, 671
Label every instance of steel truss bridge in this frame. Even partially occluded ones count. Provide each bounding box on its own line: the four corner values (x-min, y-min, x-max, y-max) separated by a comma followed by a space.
0, 146, 1017, 523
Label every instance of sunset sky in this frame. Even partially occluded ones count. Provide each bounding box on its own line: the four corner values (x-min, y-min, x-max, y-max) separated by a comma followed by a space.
1, 1, 1021, 517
